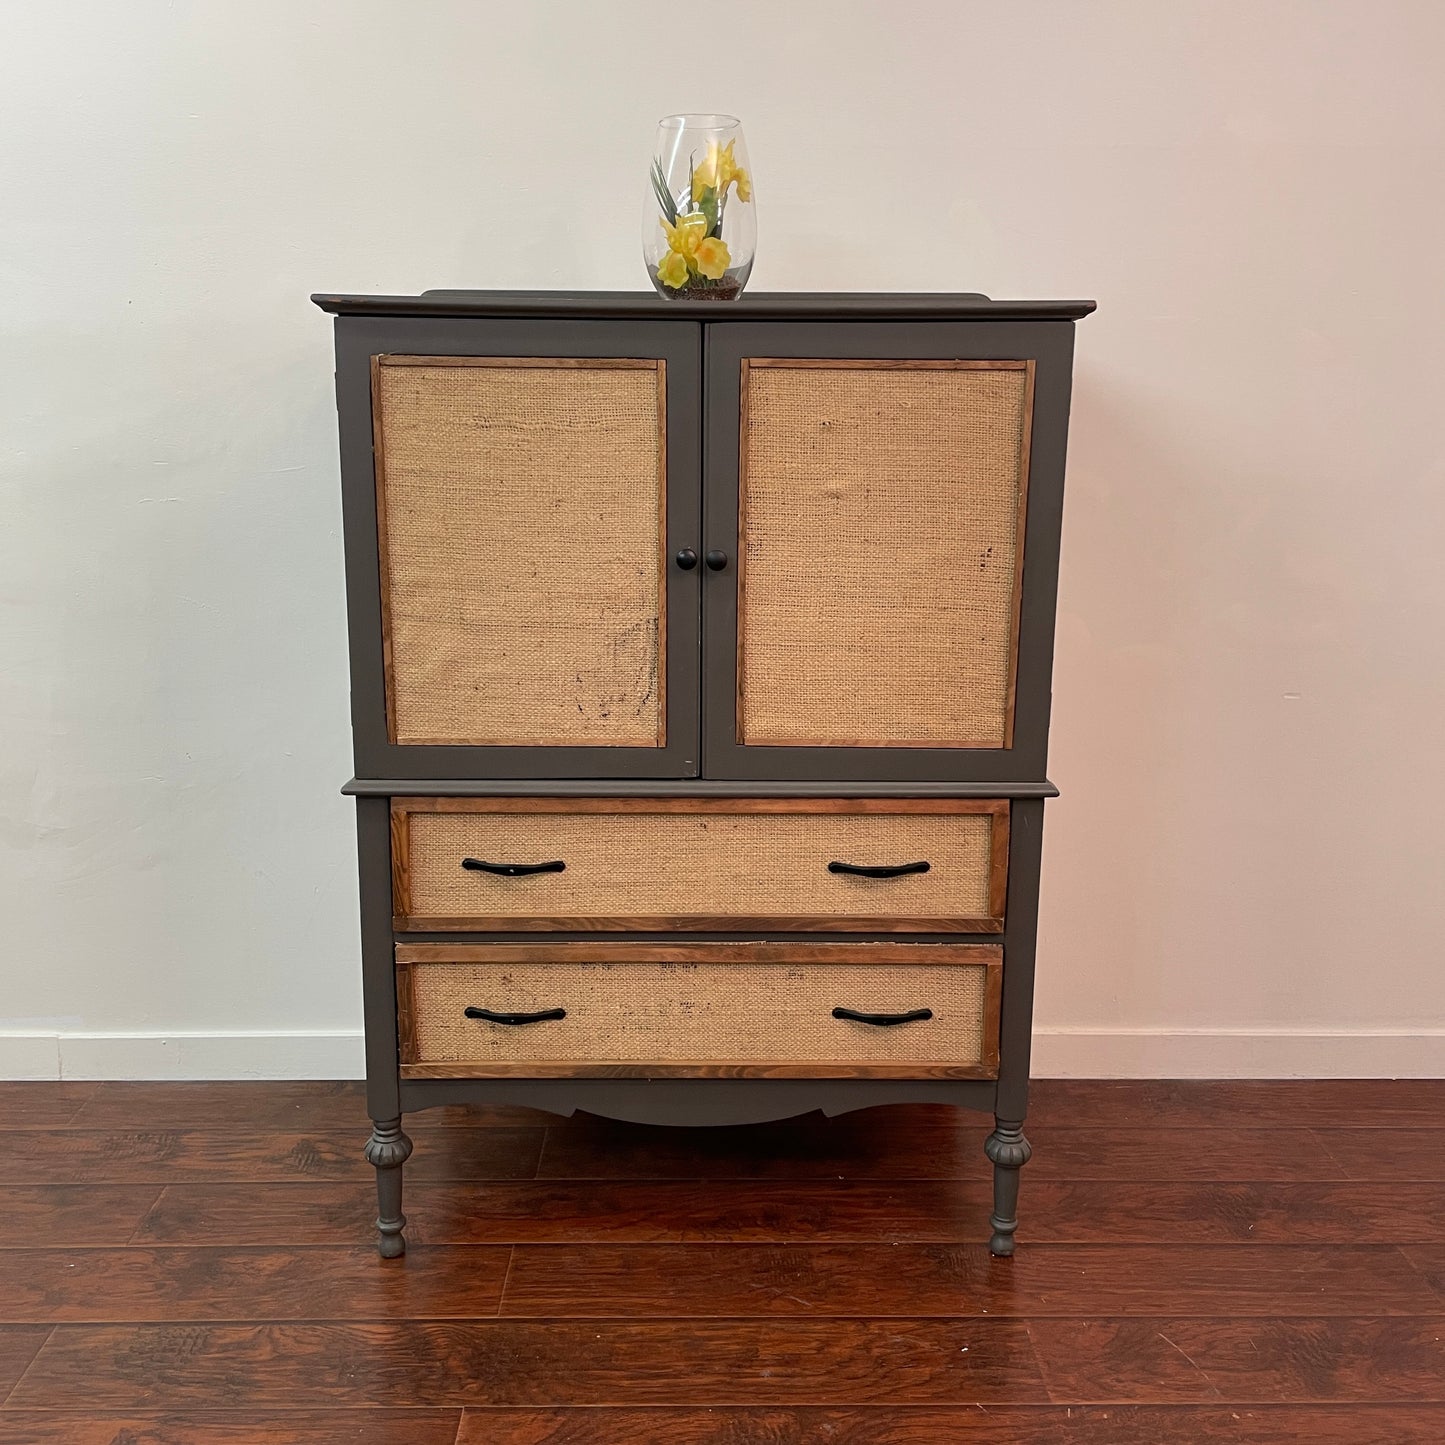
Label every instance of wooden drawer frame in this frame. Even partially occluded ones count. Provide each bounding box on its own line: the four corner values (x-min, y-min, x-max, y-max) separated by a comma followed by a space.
390, 796, 1010, 934
395, 941, 1003, 1081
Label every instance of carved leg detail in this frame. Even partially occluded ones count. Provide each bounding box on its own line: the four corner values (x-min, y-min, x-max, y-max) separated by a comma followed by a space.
364, 1118, 413, 1259
984, 1118, 1032, 1257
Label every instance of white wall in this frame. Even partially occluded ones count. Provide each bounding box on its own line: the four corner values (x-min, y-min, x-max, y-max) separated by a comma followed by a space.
2, 0, 1443, 1079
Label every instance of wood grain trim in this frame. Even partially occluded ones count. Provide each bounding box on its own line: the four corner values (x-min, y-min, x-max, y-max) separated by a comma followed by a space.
395, 942, 1001, 966
737, 735, 1017, 750
389, 804, 412, 927
654, 357, 667, 748
743, 358, 1032, 371
735, 357, 751, 746
366, 733, 665, 748
399, 1061, 998, 1079
981, 951, 1004, 1076
398, 913, 1004, 935
1002, 359, 1036, 748
370, 354, 400, 745
371, 354, 669, 750
733, 356, 1036, 751
391, 796, 1008, 816
375, 355, 661, 370
988, 803, 1011, 925
396, 961, 418, 1066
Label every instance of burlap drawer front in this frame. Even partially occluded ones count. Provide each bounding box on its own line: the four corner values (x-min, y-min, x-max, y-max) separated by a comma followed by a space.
395, 800, 1007, 932
397, 943, 1001, 1078
372, 356, 665, 747
738, 360, 1032, 748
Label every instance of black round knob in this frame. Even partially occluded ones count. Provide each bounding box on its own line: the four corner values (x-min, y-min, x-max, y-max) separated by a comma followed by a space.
705, 550, 730, 571
674, 548, 699, 571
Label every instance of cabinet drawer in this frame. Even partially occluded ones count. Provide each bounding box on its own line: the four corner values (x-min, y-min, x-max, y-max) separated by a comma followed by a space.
392, 798, 1008, 933
396, 942, 1002, 1079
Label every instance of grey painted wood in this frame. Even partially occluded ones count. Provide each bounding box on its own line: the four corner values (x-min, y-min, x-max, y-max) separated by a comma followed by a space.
356, 796, 401, 1123
342, 777, 1059, 798
702, 320, 1075, 784
327, 294, 1087, 1254
315, 290, 1097, 322
335, 315, 703, 781
995, 797, 1046, 1123
399, 1076, 999, 1125
984, 1119, 1032, 1256
363, 1117, 413, 1258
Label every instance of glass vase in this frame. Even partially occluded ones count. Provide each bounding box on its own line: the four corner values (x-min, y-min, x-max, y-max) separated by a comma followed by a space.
644, 114, 755, 301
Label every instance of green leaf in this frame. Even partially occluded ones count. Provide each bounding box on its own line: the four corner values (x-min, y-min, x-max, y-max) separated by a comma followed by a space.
650, 159, 677, 225
699, 185, 719, 236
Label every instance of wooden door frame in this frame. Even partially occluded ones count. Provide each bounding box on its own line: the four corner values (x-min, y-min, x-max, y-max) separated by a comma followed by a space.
701, 320, 1076, 784
336, 315, 704, 780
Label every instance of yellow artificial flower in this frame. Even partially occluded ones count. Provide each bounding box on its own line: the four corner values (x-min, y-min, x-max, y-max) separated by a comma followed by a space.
691, 139, 751, 204
656, 249, 689, 289
662, 211, 708, 260
657, 210, 731, 285
661, 209, 708, 254
691, 141, 722, 200
693, 235, 731, 280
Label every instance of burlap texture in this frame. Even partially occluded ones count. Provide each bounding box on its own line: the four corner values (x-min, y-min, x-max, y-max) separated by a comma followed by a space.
374, 360, 663, 745
410, 958, 988, 1064
407, 809, 993, 920
740, 364, 1027, 745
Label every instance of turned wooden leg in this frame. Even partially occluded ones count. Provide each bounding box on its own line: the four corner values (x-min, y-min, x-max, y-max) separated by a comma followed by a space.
984, 1118, 1032, 1257
364, 1117, 413, 1258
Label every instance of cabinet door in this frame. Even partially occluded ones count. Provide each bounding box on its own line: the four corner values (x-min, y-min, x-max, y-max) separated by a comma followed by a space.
703, 322, 1074, 782
338, 319, 701, 779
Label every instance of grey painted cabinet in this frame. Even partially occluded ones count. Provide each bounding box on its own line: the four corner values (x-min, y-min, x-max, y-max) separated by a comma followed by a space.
316, 289, 1092, 1257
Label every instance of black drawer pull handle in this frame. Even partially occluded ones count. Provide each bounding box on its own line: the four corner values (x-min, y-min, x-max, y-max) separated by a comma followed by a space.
827, 860, 931, 878
464, 1006, 567, 1026
462, 858, 566, 877
832, 1007, 934, 1027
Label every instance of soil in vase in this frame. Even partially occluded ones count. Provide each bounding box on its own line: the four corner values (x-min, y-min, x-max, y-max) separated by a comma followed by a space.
651, 268, 747, 301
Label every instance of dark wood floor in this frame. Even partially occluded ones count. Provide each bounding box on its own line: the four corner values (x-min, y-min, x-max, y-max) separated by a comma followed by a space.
0, 1080, 1443, 1442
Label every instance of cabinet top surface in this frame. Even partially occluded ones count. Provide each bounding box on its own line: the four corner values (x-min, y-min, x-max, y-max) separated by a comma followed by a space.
312, 290, 1096, 321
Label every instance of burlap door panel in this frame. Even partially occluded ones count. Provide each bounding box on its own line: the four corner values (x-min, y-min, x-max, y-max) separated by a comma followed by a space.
373, 357, 667, 747
738, 359, 1032, 748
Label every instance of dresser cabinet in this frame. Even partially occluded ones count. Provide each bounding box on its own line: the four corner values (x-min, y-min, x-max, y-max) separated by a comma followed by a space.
315, 290, 1092, 1258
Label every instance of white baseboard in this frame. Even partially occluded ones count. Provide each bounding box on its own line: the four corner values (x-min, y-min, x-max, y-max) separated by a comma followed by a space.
0, 1033, 65, 1081
0, 1030, 367, 1081
0, 1027, 1441, 1082
1030, 1027, 1445, 1079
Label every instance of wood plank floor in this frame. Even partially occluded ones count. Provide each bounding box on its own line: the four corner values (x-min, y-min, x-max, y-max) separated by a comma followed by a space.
0, 1080, 1443, 1442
